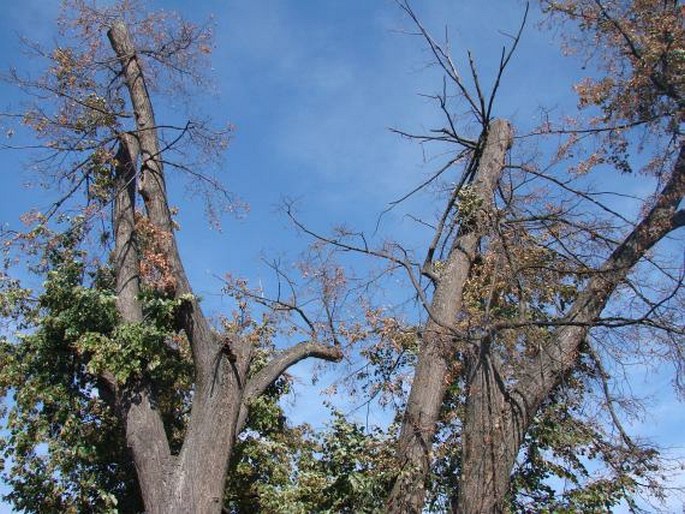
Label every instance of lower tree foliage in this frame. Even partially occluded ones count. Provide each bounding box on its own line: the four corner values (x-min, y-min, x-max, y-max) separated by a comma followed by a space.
224, 410, 396, 514
0, 225, 144, 512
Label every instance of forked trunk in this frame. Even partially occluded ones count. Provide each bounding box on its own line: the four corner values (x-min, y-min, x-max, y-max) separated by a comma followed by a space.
452, 143, 685, 513
387, 120, 513, 513
107, 20, 242, 512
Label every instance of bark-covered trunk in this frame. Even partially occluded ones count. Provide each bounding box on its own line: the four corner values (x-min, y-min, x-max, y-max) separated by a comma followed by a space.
387, 119, 513, 513
108, 21, 232, 511
452, 142, 685, 513
388, 114, 684, 513
456, 348, 527, 514
105, 20, 342, 513
112, 133, 175, 509
388, 330, 451, 513
107, 21, 215, 370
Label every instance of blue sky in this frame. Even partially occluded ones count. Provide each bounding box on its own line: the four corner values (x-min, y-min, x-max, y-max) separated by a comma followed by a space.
0, 1, 683, 512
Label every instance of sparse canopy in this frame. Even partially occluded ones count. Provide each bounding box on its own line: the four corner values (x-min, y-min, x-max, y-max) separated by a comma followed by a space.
0, 1, 683, 513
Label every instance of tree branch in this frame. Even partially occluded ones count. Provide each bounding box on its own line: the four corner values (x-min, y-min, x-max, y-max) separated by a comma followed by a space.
236, 341, 343, 432
518, 141, 685, 407
671, 209, 685, 229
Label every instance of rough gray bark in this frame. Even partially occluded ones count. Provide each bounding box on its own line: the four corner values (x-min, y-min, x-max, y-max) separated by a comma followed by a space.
453, 141, 685, 514
113, 133, 141, 325
111, 132, 173, 509
387, 119, 514, 513
105, 20, 342, 513
107, 21, 214, 370
456, 345, 526, 514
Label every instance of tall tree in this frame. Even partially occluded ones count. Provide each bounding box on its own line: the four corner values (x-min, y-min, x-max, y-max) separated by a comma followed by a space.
285, 1, 683, 512
0, 2, 341, 513
387, 1, 685, 512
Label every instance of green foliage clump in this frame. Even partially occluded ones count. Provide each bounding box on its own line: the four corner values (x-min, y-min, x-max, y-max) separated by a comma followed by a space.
0, 224, 196, 512
225, 407, 397, 514
0, 238, 142, 512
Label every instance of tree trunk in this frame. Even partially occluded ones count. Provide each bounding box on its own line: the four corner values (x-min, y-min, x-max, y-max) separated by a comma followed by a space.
171, 391, 243, 512
113, 134, 141, 324
387, 120, 513, 513
452, 142, 685, 513
456, 348, 526, 514
111, 133, 174, 510
105, 19, 344, 513
107, 21, 243, 512
107, 21, 215, 370
388, 331, 451, 513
